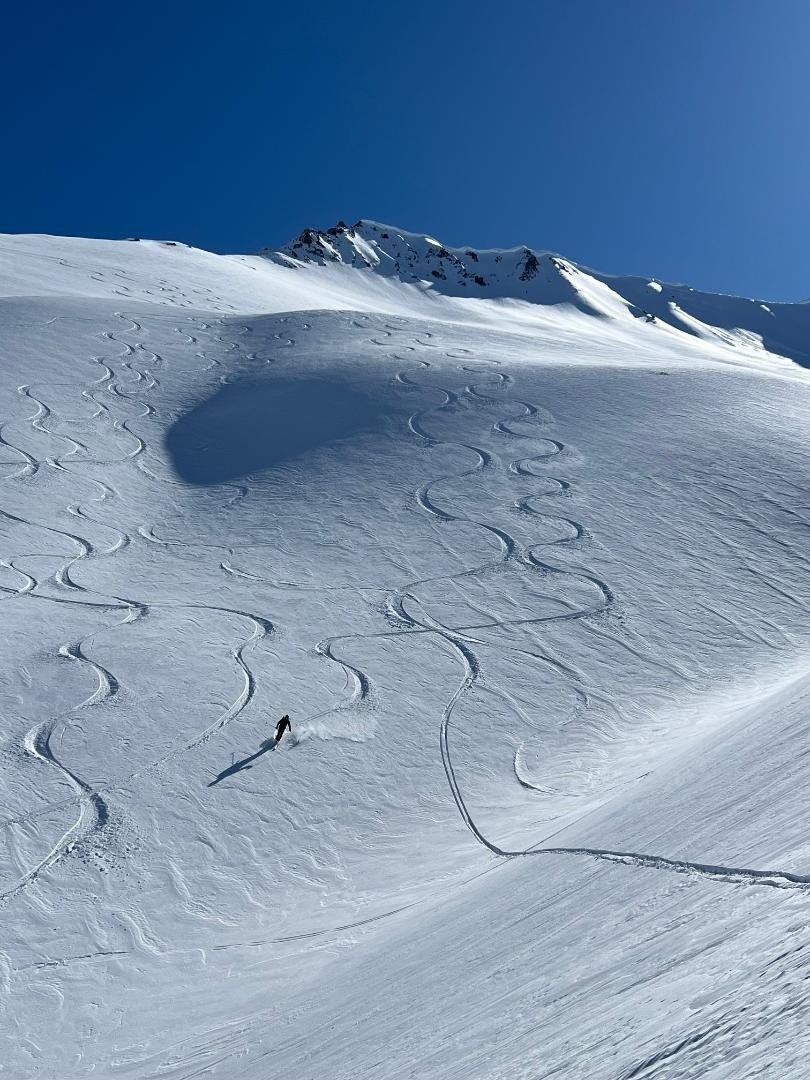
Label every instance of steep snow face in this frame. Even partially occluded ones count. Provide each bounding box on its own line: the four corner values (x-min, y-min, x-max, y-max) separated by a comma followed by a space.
268, 219, 810, 367
1, 230, 810, 1079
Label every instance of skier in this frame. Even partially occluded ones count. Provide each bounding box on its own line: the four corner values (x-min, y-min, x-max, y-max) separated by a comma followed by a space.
275, 714, 292, 744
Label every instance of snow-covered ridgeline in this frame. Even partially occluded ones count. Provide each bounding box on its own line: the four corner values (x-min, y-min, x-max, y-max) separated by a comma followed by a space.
268, 218, 810, 368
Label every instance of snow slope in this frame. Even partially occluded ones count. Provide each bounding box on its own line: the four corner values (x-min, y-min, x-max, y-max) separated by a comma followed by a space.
0, 227, 809, 1079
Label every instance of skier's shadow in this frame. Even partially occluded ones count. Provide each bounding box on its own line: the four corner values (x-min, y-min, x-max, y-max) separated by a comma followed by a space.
208, 738, 278, 787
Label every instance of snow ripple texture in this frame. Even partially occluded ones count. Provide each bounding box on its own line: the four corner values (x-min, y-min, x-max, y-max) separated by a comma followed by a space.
0, 235, 809, 1079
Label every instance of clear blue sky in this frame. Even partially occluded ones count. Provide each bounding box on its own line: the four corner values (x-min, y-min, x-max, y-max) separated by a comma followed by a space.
3, 1, 809, 299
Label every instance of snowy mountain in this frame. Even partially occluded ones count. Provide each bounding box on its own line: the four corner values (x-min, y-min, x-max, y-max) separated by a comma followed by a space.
268, 218, 810, 368
0, 226, 809, 1079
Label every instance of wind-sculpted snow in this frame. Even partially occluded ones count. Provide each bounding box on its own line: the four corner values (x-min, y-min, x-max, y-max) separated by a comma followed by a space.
0, 236, 810, 1078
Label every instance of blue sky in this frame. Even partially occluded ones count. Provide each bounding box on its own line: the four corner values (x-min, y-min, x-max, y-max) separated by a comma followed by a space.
3, 1, 808, 299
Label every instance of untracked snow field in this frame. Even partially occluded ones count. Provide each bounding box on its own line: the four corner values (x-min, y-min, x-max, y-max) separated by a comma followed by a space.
1, 232, 809, 1078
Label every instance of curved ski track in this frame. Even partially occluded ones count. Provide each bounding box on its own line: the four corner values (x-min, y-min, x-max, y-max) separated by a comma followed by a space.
0, 313, 277, 900
372, 325, 810, 893
4, 309, 807, 900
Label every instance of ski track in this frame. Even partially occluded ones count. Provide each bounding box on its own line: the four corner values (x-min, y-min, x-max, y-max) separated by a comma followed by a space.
0, 313, 277, 899
2, 722, 109, 901
371, 324, 810, 893
4, 310, 808, 906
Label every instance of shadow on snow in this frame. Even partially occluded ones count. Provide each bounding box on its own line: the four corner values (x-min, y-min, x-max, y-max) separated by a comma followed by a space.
166, 374, 385, 484
208, 737, 279, 787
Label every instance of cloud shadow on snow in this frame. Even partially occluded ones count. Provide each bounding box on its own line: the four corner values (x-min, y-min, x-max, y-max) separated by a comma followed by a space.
166, 374, 385, 484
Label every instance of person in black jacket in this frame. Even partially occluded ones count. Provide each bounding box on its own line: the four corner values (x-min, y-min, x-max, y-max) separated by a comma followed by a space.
275, 714, 292, 743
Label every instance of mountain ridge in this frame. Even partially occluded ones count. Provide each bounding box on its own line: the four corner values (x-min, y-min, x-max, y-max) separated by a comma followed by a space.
262, 218, 810, 367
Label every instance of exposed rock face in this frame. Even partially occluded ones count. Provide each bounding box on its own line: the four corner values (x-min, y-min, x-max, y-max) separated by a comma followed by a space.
261, 218, 579, 302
